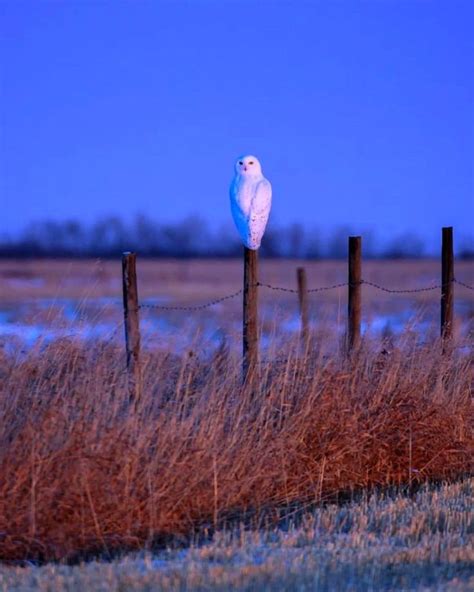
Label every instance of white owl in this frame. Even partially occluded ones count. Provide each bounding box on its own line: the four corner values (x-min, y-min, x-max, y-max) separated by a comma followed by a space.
229, 155, 272, 250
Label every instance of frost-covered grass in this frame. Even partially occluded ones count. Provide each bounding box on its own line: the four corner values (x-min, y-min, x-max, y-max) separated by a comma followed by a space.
1, 479, 472, 591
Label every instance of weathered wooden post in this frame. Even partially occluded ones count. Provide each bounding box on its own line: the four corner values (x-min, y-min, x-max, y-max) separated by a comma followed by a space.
441, 226, 454, 341
243, 247, 259, 381
122, 252, 142, 403
296, 267, 309, 345
348, 236, 362, 352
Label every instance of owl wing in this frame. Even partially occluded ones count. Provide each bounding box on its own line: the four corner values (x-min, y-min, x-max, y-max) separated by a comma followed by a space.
230, 177, 250, 246
248, 178, 272, 249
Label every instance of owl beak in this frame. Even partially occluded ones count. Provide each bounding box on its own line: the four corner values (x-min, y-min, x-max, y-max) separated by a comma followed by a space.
243, 166, 248, 172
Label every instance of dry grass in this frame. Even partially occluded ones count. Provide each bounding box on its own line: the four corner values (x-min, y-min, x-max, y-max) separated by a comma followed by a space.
0, 332, 472, 565
1, 478, 472, 591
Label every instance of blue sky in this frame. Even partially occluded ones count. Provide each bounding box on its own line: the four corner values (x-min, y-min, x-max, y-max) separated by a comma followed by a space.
1, 0, 473, 250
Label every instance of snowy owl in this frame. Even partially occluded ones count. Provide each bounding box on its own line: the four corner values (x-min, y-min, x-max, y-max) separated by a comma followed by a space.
229, 155, 272, 250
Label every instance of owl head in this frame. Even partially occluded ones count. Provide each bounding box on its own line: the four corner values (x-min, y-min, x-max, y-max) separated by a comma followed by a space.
234, 155, 262, 176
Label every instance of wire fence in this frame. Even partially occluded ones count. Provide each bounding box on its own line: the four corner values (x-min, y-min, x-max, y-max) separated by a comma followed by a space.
2, 238, 472, 365
137, 277, 473, 312
139, 288, 244, 311
131, 272, 473, 368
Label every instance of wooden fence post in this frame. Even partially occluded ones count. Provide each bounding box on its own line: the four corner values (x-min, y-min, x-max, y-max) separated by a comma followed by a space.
122, 252, 142, 403
348, 236, 362, 352
441, 227, 454, 340
297, 267, 309, 345
243, 247, 259, 381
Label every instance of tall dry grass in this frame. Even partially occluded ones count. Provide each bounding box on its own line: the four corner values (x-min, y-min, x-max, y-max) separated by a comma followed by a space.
0, 333, 472, 563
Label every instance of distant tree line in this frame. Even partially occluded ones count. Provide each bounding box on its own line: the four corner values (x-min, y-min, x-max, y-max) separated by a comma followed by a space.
1, 215, 472, 259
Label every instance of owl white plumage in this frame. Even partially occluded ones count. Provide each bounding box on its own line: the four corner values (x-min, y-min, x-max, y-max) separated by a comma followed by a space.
229, 155, 272, 250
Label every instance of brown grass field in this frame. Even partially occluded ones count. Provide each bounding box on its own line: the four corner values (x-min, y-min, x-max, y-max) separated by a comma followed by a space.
0, 259, 473, 589
1, 258, 473, 304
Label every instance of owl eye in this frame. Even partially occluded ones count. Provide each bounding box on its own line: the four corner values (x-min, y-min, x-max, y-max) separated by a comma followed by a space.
239, 161, 243, 165
249, 161, 254, 165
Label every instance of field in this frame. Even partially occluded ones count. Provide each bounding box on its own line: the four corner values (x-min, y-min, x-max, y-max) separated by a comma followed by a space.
1, 258, 473, 350
1, 480, 472, 591
0, 259, 473, 589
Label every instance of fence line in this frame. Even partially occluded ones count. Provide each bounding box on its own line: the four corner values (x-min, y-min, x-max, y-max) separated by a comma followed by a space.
136, 277, 469, 312
118, 227, 472, 385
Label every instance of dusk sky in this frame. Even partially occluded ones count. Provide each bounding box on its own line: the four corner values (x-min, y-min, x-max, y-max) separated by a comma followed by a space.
1, 0, 473, 251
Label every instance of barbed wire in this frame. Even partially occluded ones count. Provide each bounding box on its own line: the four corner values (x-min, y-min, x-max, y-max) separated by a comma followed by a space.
362, 278, 474, 293
136, 277, 472, 313
360, 280, 441, 293
260, 277, 474, 295
454, 278, 474, 290
256, 282, 298, 294
139, 288, 243, 312
257, 281, 349, 294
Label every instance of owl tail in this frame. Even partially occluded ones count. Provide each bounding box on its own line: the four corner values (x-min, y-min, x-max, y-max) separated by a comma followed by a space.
246, 236, 261, 250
